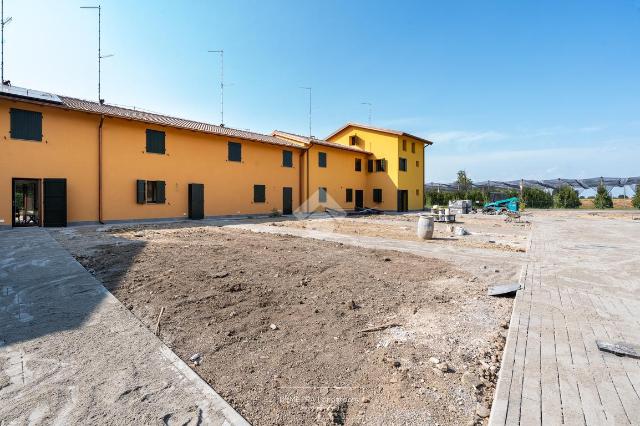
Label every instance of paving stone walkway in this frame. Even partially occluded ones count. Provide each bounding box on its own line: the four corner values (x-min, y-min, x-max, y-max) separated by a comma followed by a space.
490, 214, 640, 425
0, 228, 248, 425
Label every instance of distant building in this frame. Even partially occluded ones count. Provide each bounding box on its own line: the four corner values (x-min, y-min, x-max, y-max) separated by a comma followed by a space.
0, 86, 432, 228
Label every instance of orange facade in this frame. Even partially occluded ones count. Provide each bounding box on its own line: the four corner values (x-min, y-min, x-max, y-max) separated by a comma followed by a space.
0, 90, 430, 228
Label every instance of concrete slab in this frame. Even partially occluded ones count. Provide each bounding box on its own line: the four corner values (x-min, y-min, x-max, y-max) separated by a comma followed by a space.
490, 213, 640, 426
0, 228, 248, 425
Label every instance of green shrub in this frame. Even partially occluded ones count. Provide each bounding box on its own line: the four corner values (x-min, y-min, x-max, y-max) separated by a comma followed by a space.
632, 185, 640, 209
522, 187, 553, 209
593, 182, 613, 209
554, 185, 581, 208
424, 188, 489, 208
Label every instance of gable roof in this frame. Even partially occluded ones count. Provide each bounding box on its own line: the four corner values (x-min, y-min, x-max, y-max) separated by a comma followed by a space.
0, 86, 302, 149
272, 130, 372, 154
325, 122, 434, 145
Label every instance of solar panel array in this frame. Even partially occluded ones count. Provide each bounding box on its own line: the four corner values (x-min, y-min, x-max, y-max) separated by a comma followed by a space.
425, 177, 640, 192
0, 85, 63, 104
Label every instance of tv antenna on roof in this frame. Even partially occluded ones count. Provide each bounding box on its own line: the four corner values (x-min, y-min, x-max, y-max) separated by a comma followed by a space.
361, 102, 372, 124
300, 86, 311, 139
208, 49, 224, 126
1, 0, 13, 85
81, 5, 114, 104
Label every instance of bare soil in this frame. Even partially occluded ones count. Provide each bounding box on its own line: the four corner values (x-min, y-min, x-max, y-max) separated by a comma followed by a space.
52, 221, 515, 426
273, 215, 530, 253
579, 198, 634, 209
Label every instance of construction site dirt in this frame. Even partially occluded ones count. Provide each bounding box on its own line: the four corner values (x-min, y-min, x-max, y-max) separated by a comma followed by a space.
51, 215, 526, 425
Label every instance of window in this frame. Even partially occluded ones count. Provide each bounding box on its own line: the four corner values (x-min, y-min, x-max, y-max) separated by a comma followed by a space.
319, 187, 327, 203
254, 184, 266, 203
144, 180, 166, 204
373, 188, 383, 203
318, 152, 327, 168
146, 129, 166, 154
416, 160, 420, 167
10, 108, 42, 141
399, 158, 407, 172
375, 159, 386, 172
228, 142, 242, 162
282, 150, 293, 167
367, 159, 374, 173
411, 142, 416, 153
350, 135, 358, 146
355, 158, 362, 172
346, 188, 353, 202
416, 189, 420, 196
402, 139, 407, 151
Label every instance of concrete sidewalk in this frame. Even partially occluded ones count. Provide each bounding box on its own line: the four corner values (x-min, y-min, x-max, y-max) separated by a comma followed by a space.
0, 228, 248, 425
490, 213, 640, 425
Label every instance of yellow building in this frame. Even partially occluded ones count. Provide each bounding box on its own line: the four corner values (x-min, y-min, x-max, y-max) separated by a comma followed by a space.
326, 123, 432, 211
0, 86, 432, 229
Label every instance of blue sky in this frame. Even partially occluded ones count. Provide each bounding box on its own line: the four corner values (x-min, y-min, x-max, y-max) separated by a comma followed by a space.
4, 0, 639, 183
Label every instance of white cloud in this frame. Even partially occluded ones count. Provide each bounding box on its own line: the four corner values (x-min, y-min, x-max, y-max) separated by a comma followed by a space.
426, 130, 508, 144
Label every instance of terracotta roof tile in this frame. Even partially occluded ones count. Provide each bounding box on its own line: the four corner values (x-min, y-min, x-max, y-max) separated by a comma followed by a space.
0, 87, 302, 149
57, 96, 302, 148
325, 122, 434, 145
272, 130, 372, 154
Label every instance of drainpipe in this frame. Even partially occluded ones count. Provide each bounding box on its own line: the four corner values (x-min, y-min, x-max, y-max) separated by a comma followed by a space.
422, 144, 427, 211
306, 143, 311, 214
298, 149, 304, 213
98, 115, 105, 224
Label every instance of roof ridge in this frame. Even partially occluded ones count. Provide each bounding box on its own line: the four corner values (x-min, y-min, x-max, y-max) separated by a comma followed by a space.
59, 95, 270, 139
325, 122, 433, 145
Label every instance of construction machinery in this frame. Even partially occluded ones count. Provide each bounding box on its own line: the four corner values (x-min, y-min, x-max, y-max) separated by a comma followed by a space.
482, 197, 519, 214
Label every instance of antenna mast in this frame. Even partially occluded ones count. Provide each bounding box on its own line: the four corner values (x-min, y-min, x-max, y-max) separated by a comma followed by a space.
1, 0, 13, 85
300, 87, 311, 139
361, 102, 372, 124
81, 5, 113, 103
208, 49, 224, 126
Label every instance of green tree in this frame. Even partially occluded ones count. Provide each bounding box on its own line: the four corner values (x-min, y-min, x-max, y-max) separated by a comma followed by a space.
633, 185, 640, 209
554, 185, 581, 208
523, 187, 554, 208
593, 182, 613, 209
456, 170, 472, 192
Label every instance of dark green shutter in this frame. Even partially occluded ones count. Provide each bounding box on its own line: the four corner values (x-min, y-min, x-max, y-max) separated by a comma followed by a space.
346, 188, 353, 202
136, 180, 146, 204
146, 129, 165, 154
157, 181, 166, 203
319, 187, 327, 202
254, 184, 265, 203
228, 142, 242, 161
283, 150, 293, 167
367, 159, 373, 172
318, 152, 327, 168
373, 188, 383, 203
10, 109, 42, 141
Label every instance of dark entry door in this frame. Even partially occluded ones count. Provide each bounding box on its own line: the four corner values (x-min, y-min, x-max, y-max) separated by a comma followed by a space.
282, 187, 293, 215
397, 190, 408, 212
355, 190, 364, 209
43, 178, 67, 227
188, 183, 204, 219
12, 179, 40, 227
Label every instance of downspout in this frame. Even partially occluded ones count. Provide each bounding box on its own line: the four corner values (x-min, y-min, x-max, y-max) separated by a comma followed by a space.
422, 144, 427, 211
98, 115, 105, 224
306, 143, 311, 214
298, 149, 304, 213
